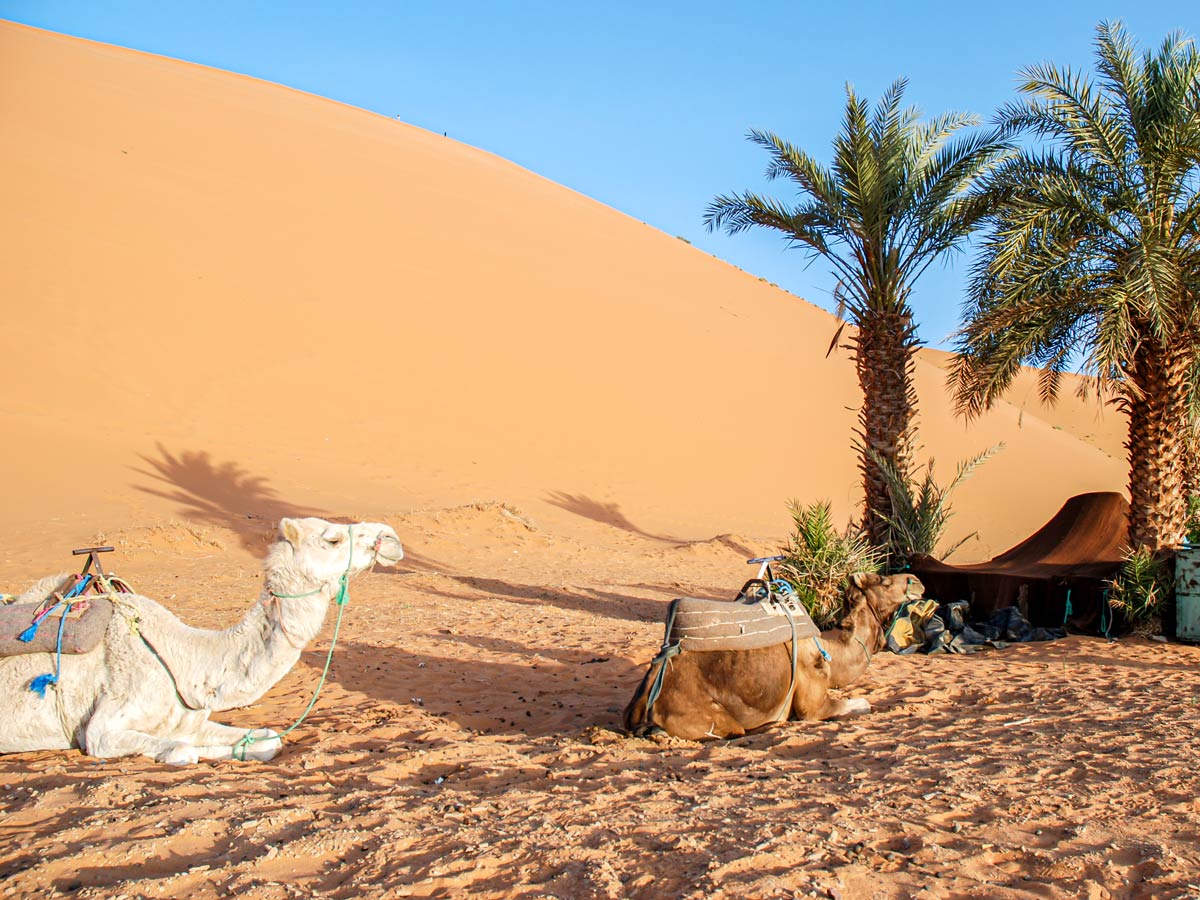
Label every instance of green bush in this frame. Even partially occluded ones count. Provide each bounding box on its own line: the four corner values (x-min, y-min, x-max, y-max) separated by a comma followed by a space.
1108, 547, 1172, 634
1187, 495, 1200, 545
869, 444, 1002, 570
776, 500, 884, 628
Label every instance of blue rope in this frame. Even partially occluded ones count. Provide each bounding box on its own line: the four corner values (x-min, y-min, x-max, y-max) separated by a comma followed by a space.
813, 635, 832, 662
1062, 588, 1073, 625
18, 575, 91, 643
29, 602, 71, 697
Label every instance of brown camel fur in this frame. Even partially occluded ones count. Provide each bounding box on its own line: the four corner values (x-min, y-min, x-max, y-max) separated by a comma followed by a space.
623, 573, 923, 740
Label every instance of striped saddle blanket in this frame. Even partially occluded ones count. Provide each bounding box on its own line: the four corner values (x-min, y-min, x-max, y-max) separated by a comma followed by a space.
665, 594, 820, 652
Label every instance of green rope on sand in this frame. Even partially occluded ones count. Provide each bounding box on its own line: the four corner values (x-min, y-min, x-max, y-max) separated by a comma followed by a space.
233, 527, 355, 761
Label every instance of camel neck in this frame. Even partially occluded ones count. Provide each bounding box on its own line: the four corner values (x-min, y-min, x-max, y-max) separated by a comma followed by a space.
178, 590, 332, 711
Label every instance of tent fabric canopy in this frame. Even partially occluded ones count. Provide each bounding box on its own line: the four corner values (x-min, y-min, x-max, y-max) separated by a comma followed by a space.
911, 492, 1129, 634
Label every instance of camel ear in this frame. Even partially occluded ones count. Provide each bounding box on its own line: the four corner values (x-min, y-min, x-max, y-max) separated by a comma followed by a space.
849, 573, 865, 590
279, 518, 304, 547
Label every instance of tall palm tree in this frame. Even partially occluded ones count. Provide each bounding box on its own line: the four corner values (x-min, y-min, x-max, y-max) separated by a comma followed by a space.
951, 22, 1200, 552
705, 80, 1010, 544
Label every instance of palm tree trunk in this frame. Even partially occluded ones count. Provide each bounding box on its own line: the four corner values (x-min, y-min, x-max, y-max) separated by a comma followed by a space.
1126, 342, 1192, 551
854, 309, 919, 546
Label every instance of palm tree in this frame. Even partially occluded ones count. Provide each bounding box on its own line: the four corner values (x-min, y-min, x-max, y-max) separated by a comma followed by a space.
951, 21, 1200, 552
705, 80, 1010, 544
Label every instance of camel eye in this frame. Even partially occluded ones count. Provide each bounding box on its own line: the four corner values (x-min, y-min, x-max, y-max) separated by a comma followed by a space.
324, 533, 344, 546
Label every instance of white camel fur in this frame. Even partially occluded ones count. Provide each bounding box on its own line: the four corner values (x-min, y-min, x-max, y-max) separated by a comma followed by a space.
0, 517, 403, 765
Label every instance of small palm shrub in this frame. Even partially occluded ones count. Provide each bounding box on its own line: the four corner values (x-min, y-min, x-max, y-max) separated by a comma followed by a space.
869, 444, 1002, 569
1186, 495, 1200, 545
1108, 547, 1173, 635
776, 500, 884, 628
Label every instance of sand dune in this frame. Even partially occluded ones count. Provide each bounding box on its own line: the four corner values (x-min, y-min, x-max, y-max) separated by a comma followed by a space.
0, 21, 1125, 566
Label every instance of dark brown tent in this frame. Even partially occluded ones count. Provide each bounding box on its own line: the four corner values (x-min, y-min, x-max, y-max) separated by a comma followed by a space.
911, 492, 1129, 635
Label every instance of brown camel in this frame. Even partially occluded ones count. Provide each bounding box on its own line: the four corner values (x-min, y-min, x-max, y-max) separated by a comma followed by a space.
623, 572, 923, 740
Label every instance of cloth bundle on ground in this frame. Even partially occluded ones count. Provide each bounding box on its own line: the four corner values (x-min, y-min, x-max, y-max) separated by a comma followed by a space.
911, 492, 1128, 637
665, 592, 819, 652
887, 597, 1065, 654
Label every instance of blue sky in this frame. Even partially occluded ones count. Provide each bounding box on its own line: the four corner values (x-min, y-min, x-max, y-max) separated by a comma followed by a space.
2, 1, 1196, 347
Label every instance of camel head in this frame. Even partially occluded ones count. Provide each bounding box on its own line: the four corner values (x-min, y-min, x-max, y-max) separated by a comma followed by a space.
846, 572, 925, 626
275, 517, 404, 588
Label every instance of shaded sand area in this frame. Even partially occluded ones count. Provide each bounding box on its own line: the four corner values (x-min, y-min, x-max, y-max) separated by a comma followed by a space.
3, 508, 1199, 900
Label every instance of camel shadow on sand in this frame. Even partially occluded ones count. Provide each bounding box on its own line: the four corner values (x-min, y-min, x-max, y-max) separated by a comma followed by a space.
395, 573, 687, 624
310, 633, 647, 739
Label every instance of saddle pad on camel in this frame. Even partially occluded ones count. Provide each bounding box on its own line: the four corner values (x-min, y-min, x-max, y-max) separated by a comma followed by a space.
668, 596, 820, 652
0, 599, 113, 658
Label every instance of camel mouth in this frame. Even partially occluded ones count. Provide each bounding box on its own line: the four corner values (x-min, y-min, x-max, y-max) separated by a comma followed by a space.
374, 536, 405, 565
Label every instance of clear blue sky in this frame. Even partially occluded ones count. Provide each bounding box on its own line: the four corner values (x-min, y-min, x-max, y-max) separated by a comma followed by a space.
2, 1, 1196, 347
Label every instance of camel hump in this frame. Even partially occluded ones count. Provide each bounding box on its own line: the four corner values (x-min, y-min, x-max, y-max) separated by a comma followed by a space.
0, 598, 113, 658
668, 596, 819, 652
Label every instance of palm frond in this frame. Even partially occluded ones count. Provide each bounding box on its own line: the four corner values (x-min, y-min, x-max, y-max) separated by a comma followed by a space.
868, 445, 1003, 567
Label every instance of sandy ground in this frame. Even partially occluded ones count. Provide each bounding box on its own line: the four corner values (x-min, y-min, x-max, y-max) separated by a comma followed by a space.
3, 507, 1200, 900
2, 20, 1193, 900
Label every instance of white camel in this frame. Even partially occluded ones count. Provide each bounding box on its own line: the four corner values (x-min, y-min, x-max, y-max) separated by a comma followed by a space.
0, 517, 403, 765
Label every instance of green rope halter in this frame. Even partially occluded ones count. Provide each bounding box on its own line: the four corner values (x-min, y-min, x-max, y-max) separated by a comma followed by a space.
232, 525, 357, 761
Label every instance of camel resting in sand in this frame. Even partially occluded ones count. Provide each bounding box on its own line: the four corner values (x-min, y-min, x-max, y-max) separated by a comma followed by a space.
0, 518, 403, 765
623, 572, 923, 740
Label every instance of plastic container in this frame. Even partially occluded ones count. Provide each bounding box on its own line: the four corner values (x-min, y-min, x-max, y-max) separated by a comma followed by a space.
1174, 545, 1200, 641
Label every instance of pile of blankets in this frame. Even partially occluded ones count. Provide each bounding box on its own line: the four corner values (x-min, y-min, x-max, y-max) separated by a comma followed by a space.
886, 598, 1066, 654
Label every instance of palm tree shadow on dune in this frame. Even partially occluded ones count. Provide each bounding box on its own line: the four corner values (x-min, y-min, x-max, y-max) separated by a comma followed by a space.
546, 491, 685, 543
132, 443, 324, 553
546, 492, 758, 558
131, 444, 444, 571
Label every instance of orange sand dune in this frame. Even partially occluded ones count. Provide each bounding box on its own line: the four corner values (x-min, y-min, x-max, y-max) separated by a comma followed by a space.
918, 348, 1126, 462
0, 19, 1123, 566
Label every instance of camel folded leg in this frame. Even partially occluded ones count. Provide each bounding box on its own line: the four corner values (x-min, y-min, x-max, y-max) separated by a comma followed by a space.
85, 720, 203, 766
659, 700, 749, 741
190, 721, 283, 762
815, 696, 870, 719
84, 700, 280, 765
792, 671, 871, 721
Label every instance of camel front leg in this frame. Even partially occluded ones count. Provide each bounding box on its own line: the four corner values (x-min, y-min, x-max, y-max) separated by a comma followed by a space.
84, 721, 201, 765
84, 698, 210, 765
827, 696, 870, 717
790, 659, 870, 722
189, 721, 283, 762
